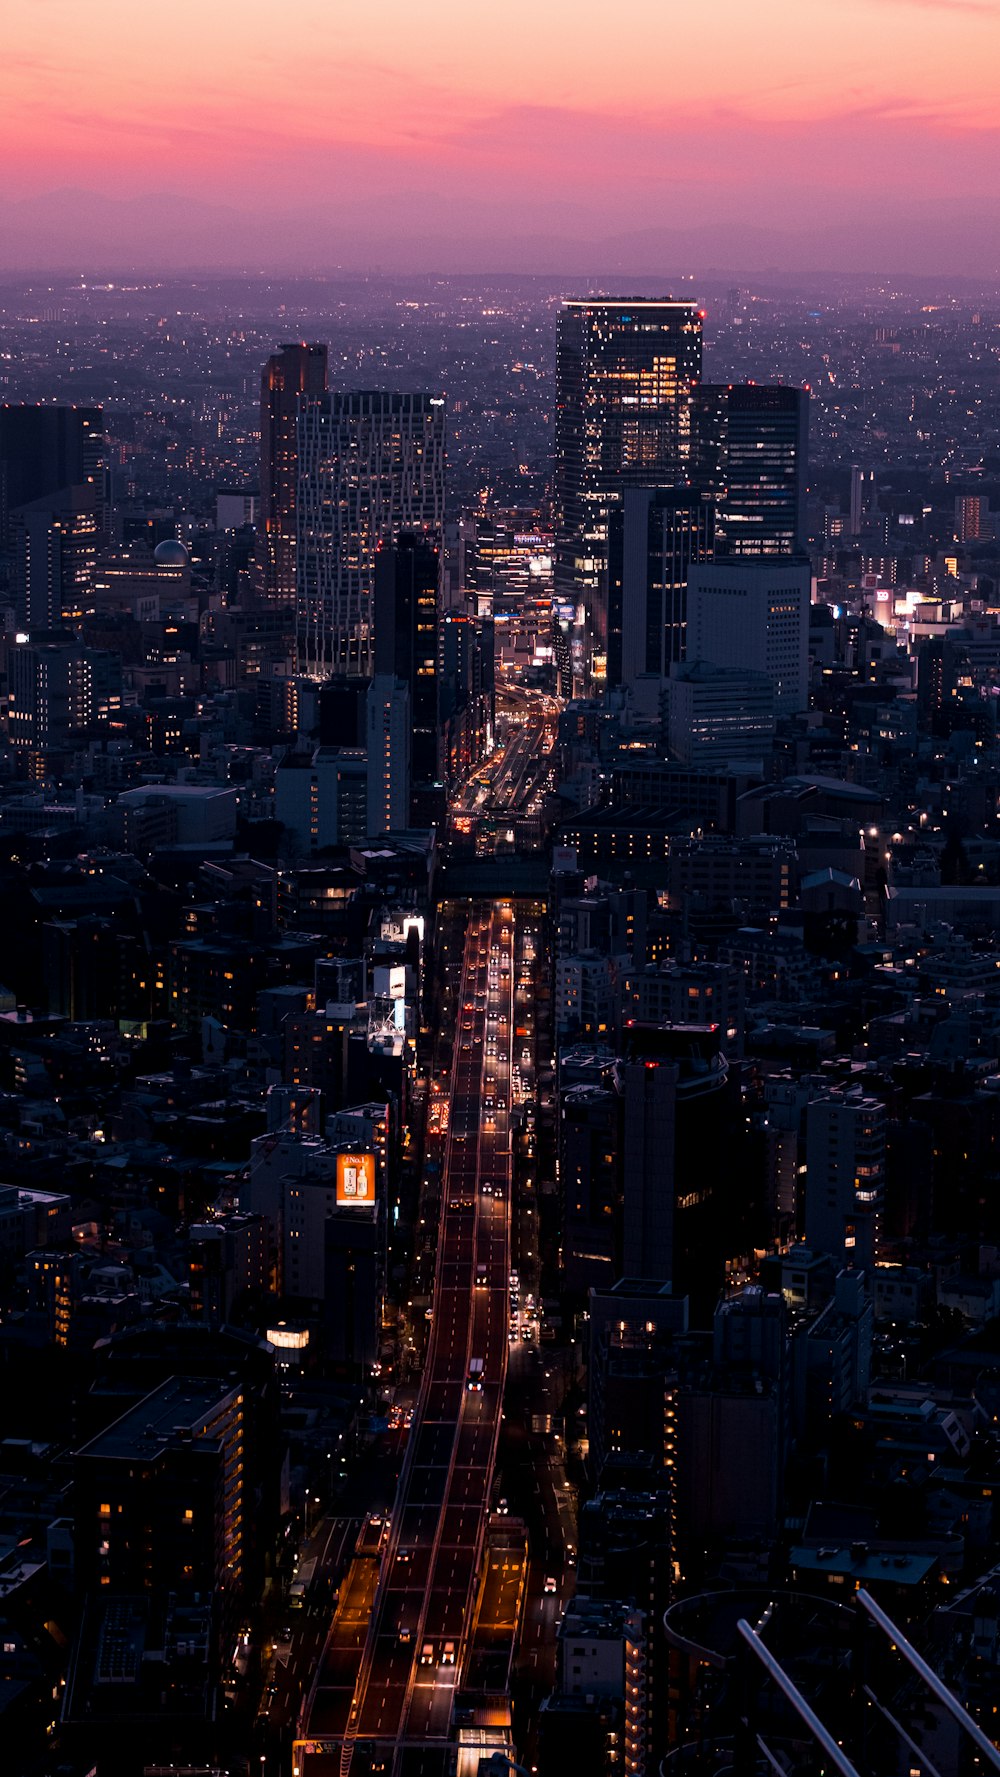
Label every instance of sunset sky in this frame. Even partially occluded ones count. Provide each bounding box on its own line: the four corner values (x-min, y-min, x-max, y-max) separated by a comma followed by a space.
4, 0, 1000, 271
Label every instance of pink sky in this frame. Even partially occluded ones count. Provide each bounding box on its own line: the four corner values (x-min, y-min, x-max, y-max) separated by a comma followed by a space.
4, 0, 1000, 270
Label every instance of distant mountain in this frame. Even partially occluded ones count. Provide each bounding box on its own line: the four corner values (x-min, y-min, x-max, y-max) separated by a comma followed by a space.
1, 188, 998, 281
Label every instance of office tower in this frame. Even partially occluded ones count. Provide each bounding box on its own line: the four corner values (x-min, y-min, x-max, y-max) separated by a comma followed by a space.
324, 1201, 381, 1373
805, 1087, 885, 1273
12, 487, 99, 628
675, 1288, 791, 1548
686, 556, 811, 716
258, 342, 328, 607
560, 1080, 622, 1292
663, 660, 774, 767
374, 530, 440, 789
554, 300, 703, 666
849, 464, 877, 536
318, 674, 370, 747
188, 1215, 271, 1322
621, 1023, 737, 1317
0, 403, 106, 547
366, 674, 411, 835
693, 384, 808, 556
607, 486, 715, 690
955, 492, 989, 542
274, 745, 369, 853
296, 391, 446, 678
587, 1279, 689, 1486
440, 609, 494, 785
7, 636, 94, 752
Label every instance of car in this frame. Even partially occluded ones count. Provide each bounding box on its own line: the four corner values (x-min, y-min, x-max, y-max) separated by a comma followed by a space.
442, 1640, 456, 1665
420, 1640, 435, 1664
399, 1625, 413, 1644
497, 1497, 509, 1515
398, 1547, 411, 1562
543, 1576, 557, 1594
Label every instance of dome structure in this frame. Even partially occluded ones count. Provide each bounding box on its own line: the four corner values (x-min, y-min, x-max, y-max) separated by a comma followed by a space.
153, 538, 190, 568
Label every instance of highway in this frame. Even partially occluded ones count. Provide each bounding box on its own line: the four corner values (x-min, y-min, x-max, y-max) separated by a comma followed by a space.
296, 901, 516, 1777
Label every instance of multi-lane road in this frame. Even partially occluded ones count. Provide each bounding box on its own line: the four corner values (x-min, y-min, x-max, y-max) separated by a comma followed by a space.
296, 902, 516, 1777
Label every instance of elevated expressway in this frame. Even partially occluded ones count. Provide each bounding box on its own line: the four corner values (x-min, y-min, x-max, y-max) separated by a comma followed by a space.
296, 902, 516, 1777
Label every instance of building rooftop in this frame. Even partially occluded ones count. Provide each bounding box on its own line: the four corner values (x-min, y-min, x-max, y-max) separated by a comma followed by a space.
75, 1374, 239, 1464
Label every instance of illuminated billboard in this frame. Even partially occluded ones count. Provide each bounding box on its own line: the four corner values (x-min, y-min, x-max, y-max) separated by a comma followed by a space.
336, 1152, 376, 1206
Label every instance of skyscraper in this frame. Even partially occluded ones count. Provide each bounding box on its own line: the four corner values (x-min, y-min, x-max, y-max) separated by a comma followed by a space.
0, 404, 106, 547
849, 464, 877, 537
374, 530, 441, 789
12, 486, 100, 628
607, 486, 715, 690
258, 343, 328, 607
693, 384, 808, 555
296, 392, 446, 678
620, 1022, 736, 1318
805, 1088, 885, 1274
554, 300, 703, 668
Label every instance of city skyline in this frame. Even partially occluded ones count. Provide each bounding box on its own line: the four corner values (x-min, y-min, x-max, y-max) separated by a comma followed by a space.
3, 0, 1000, 274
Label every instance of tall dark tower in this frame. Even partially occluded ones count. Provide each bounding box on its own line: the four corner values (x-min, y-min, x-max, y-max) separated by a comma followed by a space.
607, 486, 716, 689
258, 343, 327, 607
0, 404, 106, 547
374, 530, 441, 789
554, 299, 703, 674
296, 392, 446, 678
694, 384, 808, 556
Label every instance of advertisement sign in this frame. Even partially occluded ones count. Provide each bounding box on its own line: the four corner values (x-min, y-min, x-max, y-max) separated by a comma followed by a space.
336, 1152, 376, 1206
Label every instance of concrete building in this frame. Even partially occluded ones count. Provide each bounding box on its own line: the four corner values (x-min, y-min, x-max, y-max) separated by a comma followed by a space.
686, 555, 811, 715
275, 746, 369, 853
663, 659, 774, 767
805, 1088, 885, 1274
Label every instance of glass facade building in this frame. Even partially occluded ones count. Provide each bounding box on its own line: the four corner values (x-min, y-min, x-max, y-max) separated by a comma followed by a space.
296, 392, 446, 678
554, 300, 702, 670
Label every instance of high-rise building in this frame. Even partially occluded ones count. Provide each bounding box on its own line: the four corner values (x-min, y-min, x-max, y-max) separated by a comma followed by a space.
0, 404, 106, 547
554, 300, 703, 666
955, 492, 989, 543
439, 609, 494, 785
620, 1022, 737, 1317
663, 659, 774, 767
12, 487, 99, 628
374, 530, 440, 789
849, 464, 877, 536
607, 486, 715, 690
258, 343, 328, 607
296, 391, 446, 678
7, 635, 94, 753
693, 384, 808, 555
274, 746, 369, 853
366, 674, 411, 835
805, 1087, 885, 1274
588, 1278, 689, 1486
686, 555, 811, 716
74, 1375, 253, 1603
560, 1080, 622, 1293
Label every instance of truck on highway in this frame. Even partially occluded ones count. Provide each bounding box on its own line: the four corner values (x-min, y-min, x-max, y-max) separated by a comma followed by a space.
288, 1556, 316, 1608
466, 1357, 484, 1393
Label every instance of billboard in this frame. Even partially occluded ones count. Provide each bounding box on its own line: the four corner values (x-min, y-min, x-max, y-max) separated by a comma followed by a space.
336, 1151, 376, 1206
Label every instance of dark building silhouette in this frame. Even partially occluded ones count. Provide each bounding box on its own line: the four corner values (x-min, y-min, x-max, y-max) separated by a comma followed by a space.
374, 530, 441, 790
607, 484, 716, 688
0, 403, 106, 546
621, 1021, 739, 1318
258, 342, 328, 607
693, 382, 808, 556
